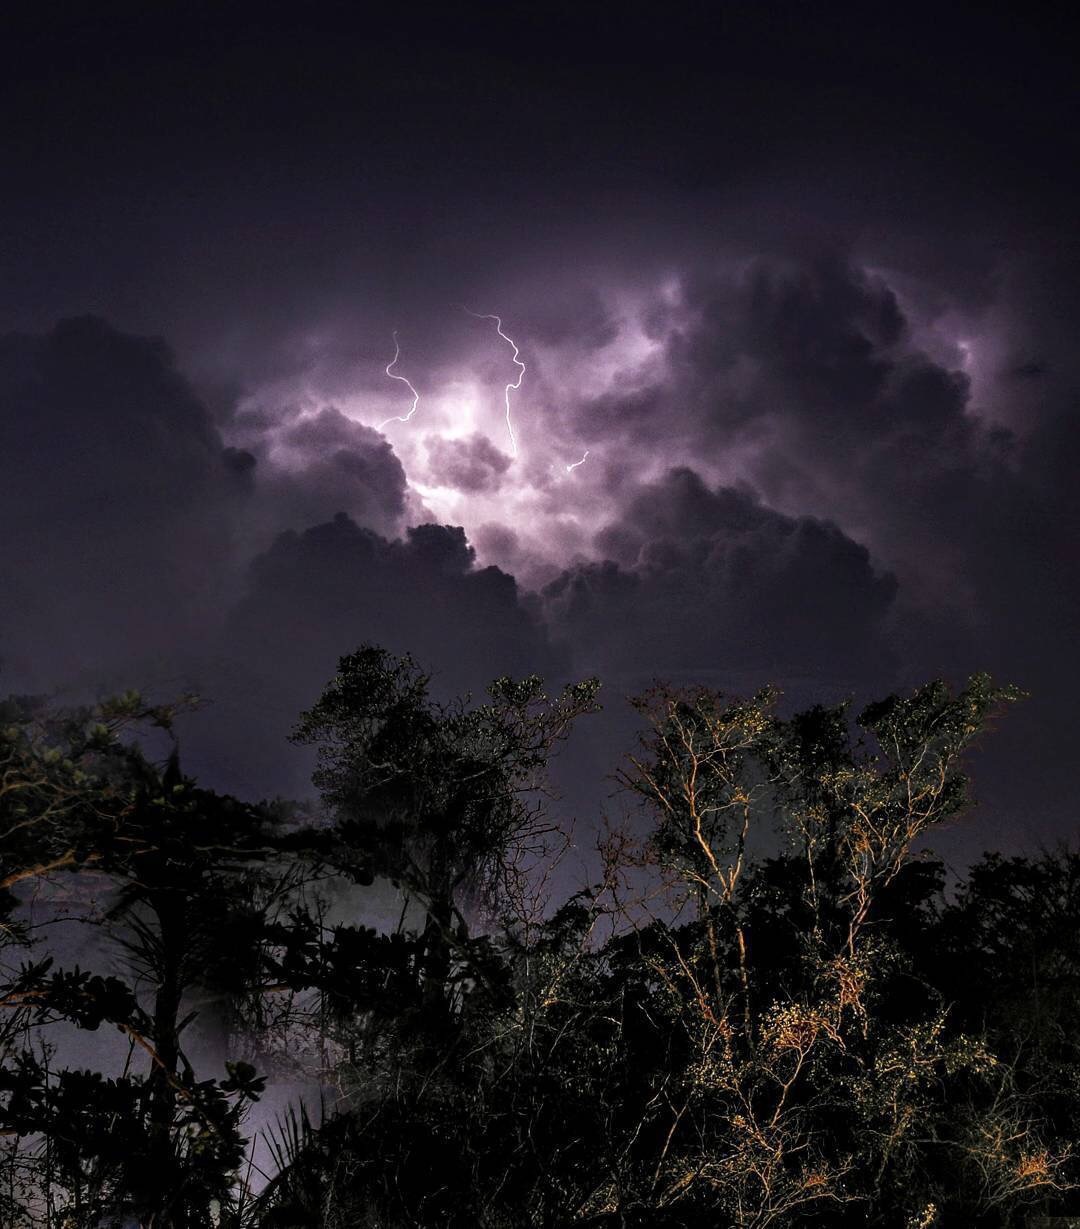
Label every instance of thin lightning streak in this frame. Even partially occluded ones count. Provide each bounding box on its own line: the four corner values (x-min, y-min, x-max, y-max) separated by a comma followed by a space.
464, 308, 524, 457
376, 331, 421, 430
566, 450, 590, 473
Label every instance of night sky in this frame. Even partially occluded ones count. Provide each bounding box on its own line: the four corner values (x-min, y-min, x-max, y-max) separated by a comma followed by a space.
2, 2, 1077, 862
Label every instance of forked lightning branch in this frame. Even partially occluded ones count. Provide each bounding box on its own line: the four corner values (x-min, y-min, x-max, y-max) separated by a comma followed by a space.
376, 310, 589, 473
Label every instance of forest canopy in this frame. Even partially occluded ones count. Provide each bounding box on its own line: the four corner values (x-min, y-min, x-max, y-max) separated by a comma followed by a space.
1, 651, 1077, 1228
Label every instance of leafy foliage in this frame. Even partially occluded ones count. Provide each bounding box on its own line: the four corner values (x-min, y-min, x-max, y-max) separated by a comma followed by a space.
2, 653, 1077, 1228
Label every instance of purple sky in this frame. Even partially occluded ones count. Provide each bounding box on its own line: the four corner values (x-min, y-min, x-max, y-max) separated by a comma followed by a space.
1, 3, 1077, 861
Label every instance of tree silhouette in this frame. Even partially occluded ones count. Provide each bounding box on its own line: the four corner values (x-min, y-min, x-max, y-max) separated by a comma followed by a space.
1, 693, 276, 1225
3, 659, 1078, 1228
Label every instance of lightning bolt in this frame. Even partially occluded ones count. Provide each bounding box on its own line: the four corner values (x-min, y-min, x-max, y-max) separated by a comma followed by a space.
376, 331, 421, 430
566, 450, 590, 473
464, 308, 524, 457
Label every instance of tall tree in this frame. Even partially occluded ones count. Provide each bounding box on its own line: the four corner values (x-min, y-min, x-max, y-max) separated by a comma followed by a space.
1, 692, 274, 1226
246, 647, 599, 1226
290, 645, 599, 1026
609, 673, 1070, 1226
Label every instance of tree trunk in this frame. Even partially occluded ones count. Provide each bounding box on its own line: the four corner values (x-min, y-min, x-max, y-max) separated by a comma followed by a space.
143, 888, 184, 1227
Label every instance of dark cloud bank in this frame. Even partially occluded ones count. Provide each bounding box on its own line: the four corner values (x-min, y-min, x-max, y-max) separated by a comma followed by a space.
2, 249, 1077, 859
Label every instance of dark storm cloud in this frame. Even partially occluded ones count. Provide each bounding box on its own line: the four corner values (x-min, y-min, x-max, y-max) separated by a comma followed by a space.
197, 515, 561, 797
512, 288, 621, 352
0, 317, 248, 690
561, 257, 1002, 606
239, 404, 409, 540
228, 517, 552, 690
425, 433, 511, 493
546, 249, 1080, 847
646, 253, 1076, 666
543, 467, 897, 687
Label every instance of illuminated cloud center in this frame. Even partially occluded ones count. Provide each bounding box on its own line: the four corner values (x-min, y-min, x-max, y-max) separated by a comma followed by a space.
232, 266, 1002, 579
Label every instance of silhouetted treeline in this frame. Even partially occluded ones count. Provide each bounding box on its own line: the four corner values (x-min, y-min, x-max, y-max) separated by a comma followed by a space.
1, 650, 1078, 1227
